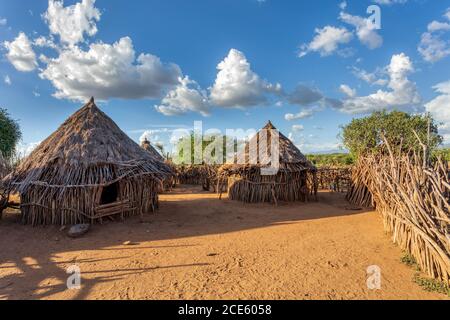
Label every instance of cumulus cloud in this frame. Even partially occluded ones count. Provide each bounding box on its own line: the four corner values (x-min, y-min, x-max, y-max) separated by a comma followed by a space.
340, 53, 421, 114
39, 37, 182, 101
4, 32, 38, 72
299, 26, 353, 57
339, 11, 383, 49
0, 18, 7, 26
351, 66, 388, 86
155, 76, 210, 116
339, 84, 356, 98
43, 0, 101, 46
210, 49, 281, 108
418, 9, 450, 63
33, 35, 58, 50
425, 81, 450, 143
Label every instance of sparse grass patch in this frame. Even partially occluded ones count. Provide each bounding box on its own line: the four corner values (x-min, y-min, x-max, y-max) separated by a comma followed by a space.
413, 274, 450, 296
400, 252, 417, 267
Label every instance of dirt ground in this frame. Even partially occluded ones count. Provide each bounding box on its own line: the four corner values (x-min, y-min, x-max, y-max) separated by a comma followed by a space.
0, 185, 447, 300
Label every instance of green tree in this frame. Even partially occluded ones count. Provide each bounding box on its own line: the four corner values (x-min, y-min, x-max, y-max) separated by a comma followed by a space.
0, 108, 21, 159
341, 111, 442, 158
174, 132, 237, 165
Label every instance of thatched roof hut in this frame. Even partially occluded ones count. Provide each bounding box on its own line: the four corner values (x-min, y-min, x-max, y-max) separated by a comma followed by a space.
140, 138, 165, 162
3, 98, 172, 225
218, 121, 317, 203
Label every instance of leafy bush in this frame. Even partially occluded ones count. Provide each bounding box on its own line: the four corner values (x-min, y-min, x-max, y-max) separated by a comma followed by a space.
0, 108, 21, 160
307, 153, 354, 167
341, 111, 442, 158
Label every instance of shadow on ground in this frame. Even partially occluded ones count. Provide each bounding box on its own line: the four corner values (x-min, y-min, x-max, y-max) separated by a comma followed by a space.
0, 185, 370, 300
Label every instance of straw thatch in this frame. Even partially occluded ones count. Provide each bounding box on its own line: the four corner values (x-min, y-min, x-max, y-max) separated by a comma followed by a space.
218, 121, 317, 203
140, 138, 165, 162
2, 98, 172, 225
140, 138, 176, 191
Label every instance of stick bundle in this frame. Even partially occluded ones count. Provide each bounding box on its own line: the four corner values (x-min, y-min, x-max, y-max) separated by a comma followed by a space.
351, 153, 450, 283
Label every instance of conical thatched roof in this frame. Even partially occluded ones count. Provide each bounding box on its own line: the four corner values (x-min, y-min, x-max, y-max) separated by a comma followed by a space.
5, 98, 172, 191
236, 121, 315, 171
141, 138, 164, 162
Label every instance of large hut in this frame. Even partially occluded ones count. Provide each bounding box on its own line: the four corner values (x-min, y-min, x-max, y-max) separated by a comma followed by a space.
2, 98, 172, 225
218, 121, 317, 203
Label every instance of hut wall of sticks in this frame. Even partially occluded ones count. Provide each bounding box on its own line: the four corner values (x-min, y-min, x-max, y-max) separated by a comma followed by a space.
347, 143, 450, 283
1, 98, 172, 226
316, 167, 352, 193
175, 164, 224, 192
218, 122, 317, 204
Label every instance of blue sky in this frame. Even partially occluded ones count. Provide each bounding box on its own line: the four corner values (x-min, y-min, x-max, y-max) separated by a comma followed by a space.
1, 0, 450, 155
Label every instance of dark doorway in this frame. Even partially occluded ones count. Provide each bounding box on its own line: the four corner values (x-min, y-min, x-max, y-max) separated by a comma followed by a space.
100, 182, 119, 205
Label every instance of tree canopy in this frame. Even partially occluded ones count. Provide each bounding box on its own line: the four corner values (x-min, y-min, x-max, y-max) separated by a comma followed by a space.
0, 108, 21, 159
341, 110, 442, 157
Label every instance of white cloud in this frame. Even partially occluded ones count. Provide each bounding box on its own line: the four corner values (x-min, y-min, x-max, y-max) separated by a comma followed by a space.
428, 21, 450, 32
292, 124, 305, 132
4, 75, 11, 85
155, 76, 210, 116
339, 84, 356, 98
372, 0, 407, 4
425, 80, 450, 143
39, 37, 182, 101
352, 66, 388, 86
299, 26, 353, 57
340, 53, 421, 114
297, 141, 343, 154
43, 0, 101, 46
285, 109, 315, 121
418, 32, 450, 63
139, 130, 165, 146
339, 1, 347, 10
210, 49, 281, 108
418, 9, 450, 63
34, 35, 58, 49
4, 32, 38, 72
17, 141, 41, 157
0, 18, 7, 26
339, 11, 383, 49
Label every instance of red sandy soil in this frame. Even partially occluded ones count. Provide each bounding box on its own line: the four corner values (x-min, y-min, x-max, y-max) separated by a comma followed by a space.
0, 185, 447, 300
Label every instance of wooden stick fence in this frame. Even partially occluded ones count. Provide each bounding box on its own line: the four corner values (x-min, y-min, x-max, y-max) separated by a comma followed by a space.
348, 146, 450, 283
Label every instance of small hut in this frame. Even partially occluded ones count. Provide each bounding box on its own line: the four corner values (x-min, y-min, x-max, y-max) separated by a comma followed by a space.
140, 138, 177, 190
2, 98, 172, 225
218, 121, 317, 203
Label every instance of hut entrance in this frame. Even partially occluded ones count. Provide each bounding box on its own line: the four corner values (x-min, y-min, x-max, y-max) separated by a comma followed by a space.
100, 182, 119, 205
